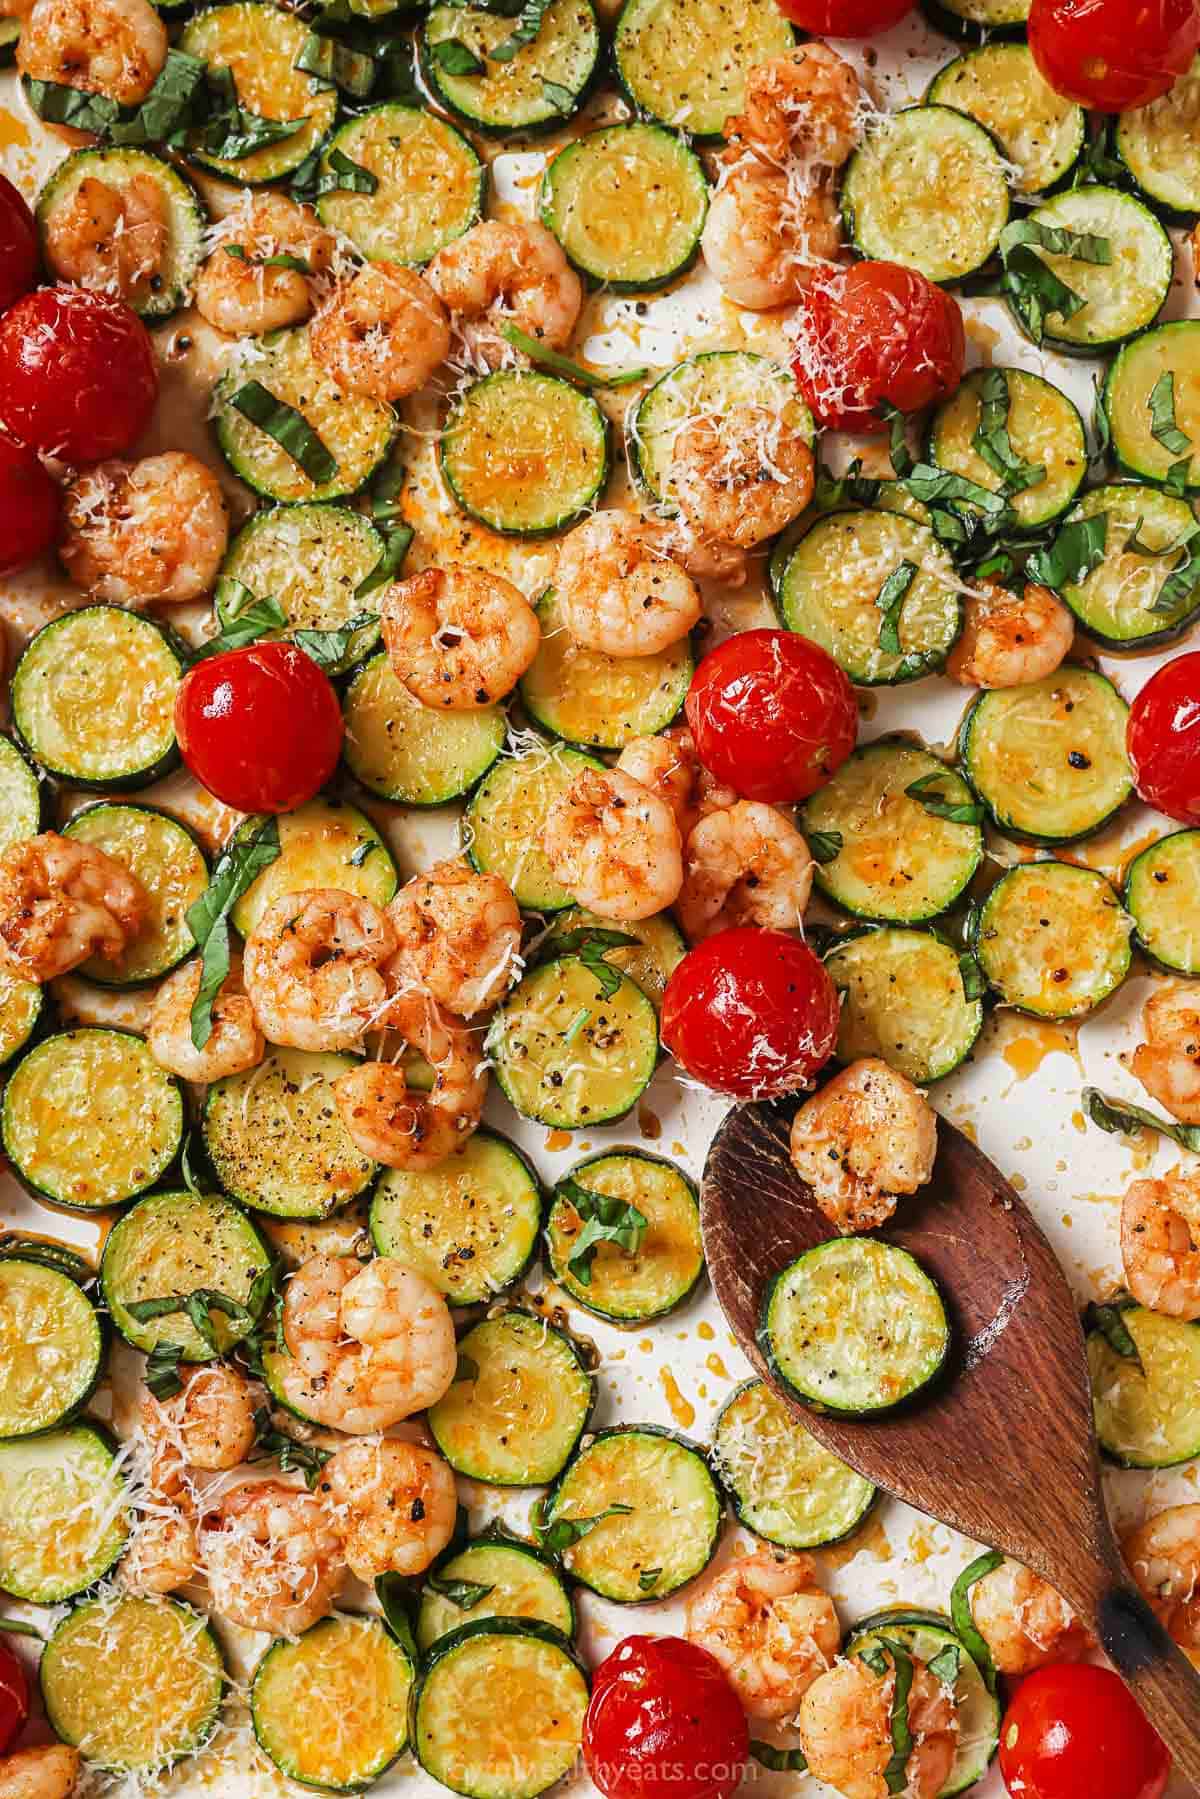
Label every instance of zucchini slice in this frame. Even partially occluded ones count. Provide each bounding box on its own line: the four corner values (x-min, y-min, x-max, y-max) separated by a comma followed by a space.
760, 1239, 950, 1416
317, 105, 484, 264
542, 1425, 721, 1602
36, 148, 205, 319
101, 1188, 271, 1360
204, 1046, 377, 1220
218, 504, 385, 669
180, 4, 337, 184
489, 956, 660, 1129
1088, 1306, 1200, 1468
11, 606, 182, 790
841, 106, 1010, 283
213, 327, 397, 504
926, 45, 1084, 194
520, 587, 692, 748
801, 740, 983, 924
343, 652, 506, 807
422, 0, 600, 133
842, 1617, 1000, 1797
1011, 188, 1172, 352
41, 1594, 224, 1771
1125, 830, 1200, 975
428, 1310, 595, 1486
441, 372, 609, 537
544, 1151, 703, 1324
417, 1532, 574, 1654
465, 743, 603, 911
0, 1425, 129, 1602
825, 926, 983, 1084
0, 733, 42, 854
544, 906, 685, 1011
369, 1128, 542, 1304
229, 798, 397, 938
1104, 322, 1200, 490
3, 1029, 183, 1212
920, 0, 1028, 38
1116, 53, 1200, 214
0, 16, 18, 60
1054, 483, 1200, 649
777, 509, 962, 685
540, 122, 708, 291
972, 862, 1132, 1019
613, 0, 794, 139
927, 368, 1087, 529
0, 1258, 103, 1440
0, 969, 42, 1072
413, 1619, 589, 1799
711, 1379, 875, 1551
960, 668, 1132, 844
252, 1614, 413, 1791
62, 803, 208, 988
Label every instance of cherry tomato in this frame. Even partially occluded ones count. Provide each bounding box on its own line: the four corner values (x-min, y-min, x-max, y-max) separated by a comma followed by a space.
775, 0, 913, 29
175, 641, 344, 814
1029, 0, 1200, 110
999, 1664, 1170, 1799
583, 1636, 748, 1799
1127, 651, 1200, 824
686, 630, 857, 804
0, 287, 157, 463
0, 1637, 29, 1757
0, 432, 60, 576
793, 260, 966, 434
0, 173, 37, 317
661, 927, 839, 1099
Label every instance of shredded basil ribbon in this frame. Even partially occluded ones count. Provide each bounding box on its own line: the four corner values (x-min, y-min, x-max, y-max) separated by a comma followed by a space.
1082, 1084, 1200, 1152
971, 368, 1045, 496
804, 828, 842, 865
251, 1405, 332, 1488
1084, 1297, 1145, 1373
904, 771, 985, 825
557, 1176, 647, 1286
874, 560, 917, 656
1026, 512, 1108, 590
547, 926, 636, 999
431, 38, 486, 75
537, 1503, 633, 1554
950, 1550, 1004, 1692
424, 1572, 496, 1609
295, 30, 376, 96
22, 49, 205, 145
999, 218, 1111, 346
229, 381, 339, 485
498, 322, 647, 387
185, 817, 281, 1051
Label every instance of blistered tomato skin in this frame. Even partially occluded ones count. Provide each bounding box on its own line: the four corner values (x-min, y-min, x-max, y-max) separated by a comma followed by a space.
0, 1636, 29, 1756
175, 641, 345, 815
661, 928, 840, 1099
0, 287, 158, 462
1029, 0, 1200, 110
1127, 652, 1200, 825
0, 433, 60, 576
583, 1636, 748, 1799
0, 173, 38, 317
686, 630, 857, 804
999, 1664, 1170, 1799
775, 0, 913, 26
793, 261, 966, 433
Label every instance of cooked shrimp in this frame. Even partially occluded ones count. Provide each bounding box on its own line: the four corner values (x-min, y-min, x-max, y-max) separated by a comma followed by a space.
199, 1480, 343, 1636
969, 1560, 1091, 1674
542, 767, 684, 922
1124, 1504, 1200, 1652
723, 43, 862, 170
275, 1254, 457, 1433
60, 453, 229, 606
661, 522, 754, 588
42, 173, 166, 307
671, 406, 815, 549
17, 0, 165, 105
147, 956, 265, 1084
1131, 984, 1200, 1124
320, 1438, 457, 1580
0, 832, 144, 982
385, 859, 521, 1016
798, 1652, 958, 1799
555, 513, 701, 658
119, 1426, 198, 1598
677, 801, 813, 941
311, 263, 450, 402
1121, 1165, 1200, 1321
380, 565, 540, 710
946, 581, 1074, 689
426, 218, 582, 369
334, 991, 487, 1171
0, 1747, 81, 1799
790, 1057, 938, 1233
140, 1364, 258, 1473
243, 889, 397, 1053
702, 164, 842, 311
195, 193, 334, 337
616, 726, 736, 842
686, 1552, 839, 1720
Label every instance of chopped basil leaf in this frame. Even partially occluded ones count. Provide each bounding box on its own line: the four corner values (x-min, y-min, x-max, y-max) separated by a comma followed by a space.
356, 525, 412, 599
927, 1643, 961, 1689
877, 1639, 915, 1796
814, 457, 881, 512
290, 143, 378, 201
424, 1572, 497, 1610
1149, 372, 1192, 459
186, 817, 281, 1051
1090, 372, 1112, 473
1082, 1085, 1200, 1152
432, 38, 486, 75
144, 1343, 184, 1401
805, 828, 843, 865
904, 771, 985, 825
972, 369, 1045, 496
958, 951, 986, 1003
490, 0, 554, 58
903, 464, 1011, 519
224, 243, 312, 274
998, 218, 1110, 346
195, 64, 308, 161
251, 1405, 332, 1489
1083, 1298, 1145, 1375
455, 1352, 480, 1384
879, 402, 914, 479
637, 1567, 662, 1593
295, 31, 377, 97
1026, 513, 1108, 590
375, 1574, 420, 1661
749, 1743, 808, 1772
294, 610, 379, 671
950, 1549, 1004, 1693
229, 381, 338, 485
195, 579, 288, 660
126, 1286, 260, 1355
537, 1504, 633, 1554
497, 322, 647, 387
540, 78, 578, 112
23, 49, 205, 146
874, 560, 917, 656
1148, 529, 1200, 615
558, 1176, 648, 1287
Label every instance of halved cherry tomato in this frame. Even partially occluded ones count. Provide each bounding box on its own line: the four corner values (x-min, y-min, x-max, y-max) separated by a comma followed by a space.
175, 641, 344, 815
0, 173, 38, 317
0, 432, 60, 576
1127, 651, 1200, 824
999, 1664, 1170, 1799
0, 1637, 29, 1757
583, 1636, 748, 1799
0, 287, 157, 463
792, 260, 966, 434
661, 927, 839, 1099
685, 629, 857, 804
1029, 0, 1200, 110
775, 0, 913, 29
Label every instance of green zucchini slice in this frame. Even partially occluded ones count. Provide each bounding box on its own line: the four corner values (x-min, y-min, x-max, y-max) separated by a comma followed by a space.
218, 504, 385, 669
1054, 483, 1200, 649
489, 957, 660, 1129
343, 652, 506, 807
3, 1029, 183, 1212
229, 798, 397, 938
1116, 53, 1200, 214
542, 1424, 721, 1601
801, 740, 983, 924
181, 4, 337, 184
417, 1532, 574, 1654
35, 148, 205, 319
466, 743, 603, 911
252, 1614, 413, 1791
520, 587, 692, 748
11, 606, 182, 790
544, 1151, 702, 1324
712, 1379, 875, 1551
317, 104, 484, 264
960, 668, 1132, 844
825, 926, 983, 1084
1104, 322, 1200, 491
920, 0, 1028, 39
0, 1425, 129, 1602
0, 969, 42, 1072
429, 1311, 594, 1486
544, 906, 685, 1011
761, 1239, 950, 1416
1125, 830, 1200, 975
540, 122, 708, 290
0, 1258, 103, 1440
62, 803, 207, 988
1088, 1306, 1200, 1468
441, 372, 609, 537
41, 1594, 224, 1771
369, 1128, 542, 1304
927, 368, 1087, 529
1011, 187, 1172, 352
926, 44, 1084, 194
101, 1189, 271, 1360
0, 16, 18, 60
613, 0, 794, 139
842, 1617, 1000, 1797
0, 734, 42, 855
972, 862, 1132, 1019
422, 0, 600, 133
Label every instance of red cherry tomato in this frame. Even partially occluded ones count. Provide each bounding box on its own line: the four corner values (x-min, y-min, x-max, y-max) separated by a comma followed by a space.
1029, 0, 1200, 110
775, 0, 913, 29
583, 1636, 748, 1799
0, 432, 60, 576
661, 927, 839, 1099
0, 287, 157, 463
0, 173, 38, 317
175, 641, 344, 815
793, 260, 966, 433
999, 1664, 1170, 1799
685, 629, 857, 804
1127, 651, 1200, 824
0, 1637, 29, 1757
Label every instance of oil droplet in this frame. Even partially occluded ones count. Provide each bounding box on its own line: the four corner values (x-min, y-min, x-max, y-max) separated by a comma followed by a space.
638, 1338, 654, 1353
822, 1513, 892, 1570
1062, 1213, 1073, 1227
544, 1130, 572, 1152
1071, 1109, 1086, 1134
1010, 1171, 1028, 1192
0, 109, 30, 152
1000, 1018, 1081, 1081
671, 1141, 688, 1159
908, 1528, 934, 1565
638, 1105, 662, 1140
697, 1320, 715, 1341
706, 1353, 730, 1380
660, 1367, 696, 1430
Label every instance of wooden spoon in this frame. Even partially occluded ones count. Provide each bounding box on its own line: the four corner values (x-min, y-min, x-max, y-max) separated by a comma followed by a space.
700, 1100, 1200, 1786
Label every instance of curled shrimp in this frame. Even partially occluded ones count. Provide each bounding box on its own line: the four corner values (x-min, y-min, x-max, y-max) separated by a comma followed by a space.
147, 956, 265, 1085
319, 1438, 457, 1580
42, 172, 166, 308
676, 801, 813, 941
946, 581, 1074, 689
542, 767, 684, 923
723, 43, 863, 170
1124, 1504, 1200, 1653
1121, 1165, 1200, 1321
555, 513, 701, 657
671, 405, 815, 550
0, 831, 145, 982
615, 726, 736, 842
426, 218, 582, 369
195, 193, 334, 337
1131, 984, 1200, 1124
380, 564, 540, 710
17, 0, 165, 106
333, 991, 487, 1171
60, 453, 229, 606
0, 1746, 82, 1799
199, 1479, 344, 1637
275, 1253, 457, 1433
310, 263, 451, 403
243, 889, 397, 1054
686, 1552, 839, 1720
385, 859, 521, 1017
790, 1057, 938, 1234
119, 1423, 197, 1599
140, 1363, 258, 1474
702, 164, 842, 312
968, 1560, 1091, 1675
798, 1650, 958, 1799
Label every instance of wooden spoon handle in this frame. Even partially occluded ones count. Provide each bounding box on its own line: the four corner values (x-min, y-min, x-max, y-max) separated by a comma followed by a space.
1092, 1581, 1200, 1788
